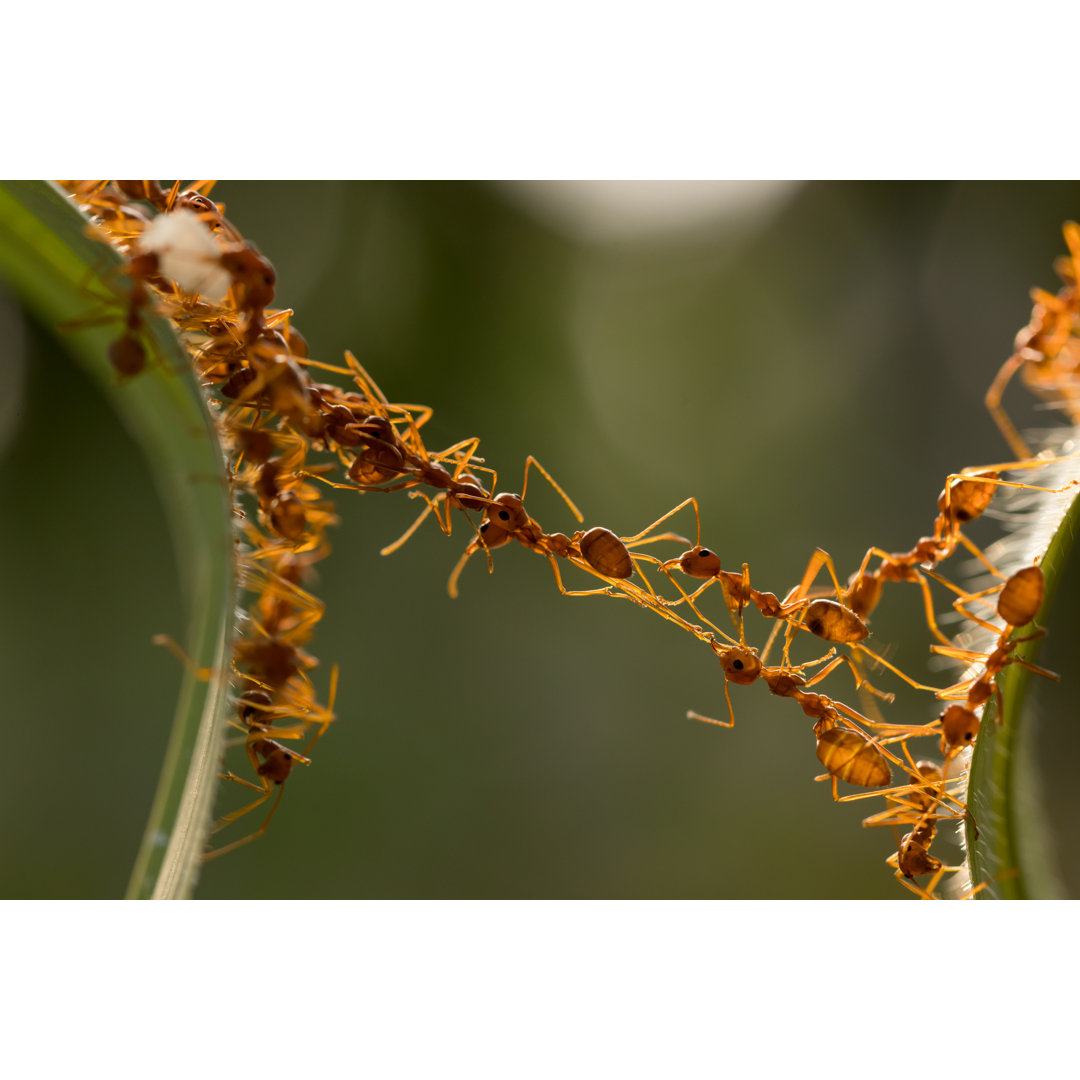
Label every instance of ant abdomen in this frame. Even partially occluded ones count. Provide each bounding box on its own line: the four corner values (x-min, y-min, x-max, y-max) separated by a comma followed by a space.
579, 527, 633, 579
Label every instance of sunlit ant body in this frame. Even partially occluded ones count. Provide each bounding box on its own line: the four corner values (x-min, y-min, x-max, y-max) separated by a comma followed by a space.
931, 564, 1058, 755
985, 222, 1080, 460
203, 666, 338, 862
446, 471, 696, 627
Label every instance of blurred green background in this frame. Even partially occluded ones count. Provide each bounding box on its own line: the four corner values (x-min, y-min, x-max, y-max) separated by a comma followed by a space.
2, 180, 1079, 899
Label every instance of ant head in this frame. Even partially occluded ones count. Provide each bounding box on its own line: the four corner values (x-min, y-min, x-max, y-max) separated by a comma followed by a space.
221, 243, 277, 310
485, 493, 528, 533
898, 832, 941, 878
174, 190, 219, 217
940, 704, 980, 750
474, 518, 514, 552
715, 644, 761, 685
678, 546, 721, 579
256, 742, 296, 785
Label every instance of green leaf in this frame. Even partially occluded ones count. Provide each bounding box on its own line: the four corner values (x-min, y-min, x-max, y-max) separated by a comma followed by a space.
0, 181, 236, 899
965, 458, 1080, 899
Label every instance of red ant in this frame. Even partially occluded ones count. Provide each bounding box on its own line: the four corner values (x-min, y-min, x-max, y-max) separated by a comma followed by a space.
446, 468, 695, 622
203, 666, 338, 861
985, 222, 1080, 459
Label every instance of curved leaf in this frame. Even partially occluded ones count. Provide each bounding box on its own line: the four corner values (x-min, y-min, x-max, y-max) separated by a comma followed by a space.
965, 454, 1080, 899
0, 181, 235, 899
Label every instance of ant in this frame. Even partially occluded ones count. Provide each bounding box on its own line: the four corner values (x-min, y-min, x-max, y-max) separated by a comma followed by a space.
67, 186, 274, 381
685, 636, 908, 799
656, 502, 927, 698
446, 468, 694, 620
985, 221, 1080, 460
746, 460, 1078, 692
931, 564, 1058, 751
203, 666, 339, 862
885, 800, 992, 900
846, 739, 970, 826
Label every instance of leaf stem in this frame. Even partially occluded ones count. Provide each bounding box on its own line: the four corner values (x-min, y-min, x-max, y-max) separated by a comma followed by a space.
0, 181, 236, 899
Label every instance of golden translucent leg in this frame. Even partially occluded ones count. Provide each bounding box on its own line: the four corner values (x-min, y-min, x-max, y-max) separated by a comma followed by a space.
202, 783, 287, 862
687, 674, 736, 729
621, 496, 700, 547
519, 455, 584, 523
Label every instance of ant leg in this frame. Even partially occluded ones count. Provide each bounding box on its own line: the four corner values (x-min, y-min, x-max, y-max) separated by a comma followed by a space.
950, 452, 1080, 479
779, 607, 808, 668
599, 572, 712, 641
949, 582, 1013, 634
758, 616, 785, 665
218, 772, 269, 798
312, 472, 420, 496
448, 535, 498, 599
213, 732, 277, 825
434, 437, 484, 475
724, 564, 751, 644
892, 868, 938, 900
202, 784, 287, 862
661, 576, 722, 609
781, 548, 844, 609
1013, 656, 1060, 681
620, 497, 700, 547
395, 402, 436, 432
521, 455, 584, 523
152, 633, 216, 681
380, 495, 444, 555
687, 676, 736, 728
796, 654, 895, 702
930, 644, 986, 666
985, 353, 1036, 461
545, 554, 615, 598
796, 655, 847, 686
298, 357, 361, 377
343, 349, 391, 406
840, 778, 968, 817
653, 562, 738, 644
902, 569, 958, 647
801, 650, 896, 702
302, 664, 339, 756
624, 531, 692, 548
850, 643, 944, 694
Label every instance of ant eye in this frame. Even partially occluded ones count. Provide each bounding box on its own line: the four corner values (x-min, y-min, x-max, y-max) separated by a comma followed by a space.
497, 509, 510, 521
480, 522, 490, 533
733, 660, 743, 669
700, 549, 713, 558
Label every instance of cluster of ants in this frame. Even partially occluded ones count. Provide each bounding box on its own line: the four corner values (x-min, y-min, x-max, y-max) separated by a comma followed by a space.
60, 181, 1080, 896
